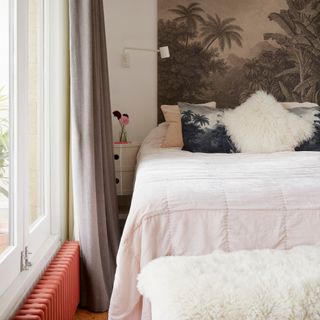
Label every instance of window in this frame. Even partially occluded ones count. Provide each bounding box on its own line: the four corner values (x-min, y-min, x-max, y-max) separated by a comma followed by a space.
28, 0, 44, 227
0, 0, 10, 257
0, 0, 57, 300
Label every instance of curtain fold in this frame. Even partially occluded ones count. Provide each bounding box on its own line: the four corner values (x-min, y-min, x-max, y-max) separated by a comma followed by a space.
69, 0, 120, 311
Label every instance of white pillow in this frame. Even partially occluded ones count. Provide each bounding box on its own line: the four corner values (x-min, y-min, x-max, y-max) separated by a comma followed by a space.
281, 102, 318, 109
223, 91, 314, 153
198, 101, 216, 108
179, 101, 217, 108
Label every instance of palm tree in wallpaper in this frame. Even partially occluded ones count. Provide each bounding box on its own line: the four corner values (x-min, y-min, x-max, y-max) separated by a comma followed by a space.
169, 2, 204, 46
200, 14, 243, 51
158, 3, 244, 111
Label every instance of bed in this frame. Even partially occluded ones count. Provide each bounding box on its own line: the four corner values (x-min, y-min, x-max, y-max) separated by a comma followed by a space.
108, 123, 320, 320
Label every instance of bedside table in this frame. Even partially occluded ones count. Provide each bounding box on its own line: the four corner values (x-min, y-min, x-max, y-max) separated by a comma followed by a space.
113, 142, 140, 232
113, 142, 140, 195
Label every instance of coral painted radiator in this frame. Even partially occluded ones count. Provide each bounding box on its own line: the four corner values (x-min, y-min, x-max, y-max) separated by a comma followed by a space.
13, 241, 80, 320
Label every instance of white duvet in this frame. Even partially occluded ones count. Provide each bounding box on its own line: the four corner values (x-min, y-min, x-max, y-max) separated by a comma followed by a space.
109, 123, 320, 320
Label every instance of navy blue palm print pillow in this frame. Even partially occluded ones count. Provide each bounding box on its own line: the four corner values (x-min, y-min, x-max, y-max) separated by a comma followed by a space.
290, 107, 320, 151
178, 102, 237, 153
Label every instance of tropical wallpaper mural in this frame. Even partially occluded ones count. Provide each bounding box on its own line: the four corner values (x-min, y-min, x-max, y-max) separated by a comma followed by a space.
158, 0, 320, 121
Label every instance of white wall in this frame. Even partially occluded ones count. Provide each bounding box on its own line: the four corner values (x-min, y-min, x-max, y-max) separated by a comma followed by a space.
104, 0, 158, 143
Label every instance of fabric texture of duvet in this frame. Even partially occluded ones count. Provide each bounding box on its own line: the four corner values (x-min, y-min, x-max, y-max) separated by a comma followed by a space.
108, 123, 320, 320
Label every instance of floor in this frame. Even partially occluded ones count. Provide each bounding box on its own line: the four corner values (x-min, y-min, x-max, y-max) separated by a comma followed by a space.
74, 309, 108, 320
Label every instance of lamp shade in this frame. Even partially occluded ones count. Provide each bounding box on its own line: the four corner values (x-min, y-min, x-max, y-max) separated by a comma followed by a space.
159, 46, 170, 59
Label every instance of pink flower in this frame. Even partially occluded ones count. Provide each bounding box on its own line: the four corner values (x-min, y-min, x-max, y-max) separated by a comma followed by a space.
119, 115, 129, 126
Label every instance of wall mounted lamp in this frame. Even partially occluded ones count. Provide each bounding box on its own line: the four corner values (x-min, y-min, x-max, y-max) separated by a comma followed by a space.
122, 46, 170, 68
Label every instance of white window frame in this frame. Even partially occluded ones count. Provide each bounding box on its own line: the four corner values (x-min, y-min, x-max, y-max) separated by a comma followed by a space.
0, 0, 69, 318
0, 0, 23, 300
24, 0, 51, 258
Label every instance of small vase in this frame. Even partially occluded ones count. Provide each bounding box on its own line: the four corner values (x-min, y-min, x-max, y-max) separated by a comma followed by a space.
119, 128, 128, 143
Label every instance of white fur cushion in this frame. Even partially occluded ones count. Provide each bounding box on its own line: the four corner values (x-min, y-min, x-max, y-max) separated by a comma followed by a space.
137, 246, 320, 320
223, 91, 314, 153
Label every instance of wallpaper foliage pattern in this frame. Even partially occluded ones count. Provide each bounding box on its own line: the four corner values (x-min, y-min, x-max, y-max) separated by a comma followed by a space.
158, 0, 320, 120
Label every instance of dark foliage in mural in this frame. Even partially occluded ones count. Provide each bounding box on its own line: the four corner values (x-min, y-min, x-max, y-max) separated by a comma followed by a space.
264, 0, 320, 103
158, 19, 227, 120
158, 0, 320, 116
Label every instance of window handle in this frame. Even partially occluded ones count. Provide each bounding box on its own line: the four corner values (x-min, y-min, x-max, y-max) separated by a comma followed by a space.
21, 246, 33, 271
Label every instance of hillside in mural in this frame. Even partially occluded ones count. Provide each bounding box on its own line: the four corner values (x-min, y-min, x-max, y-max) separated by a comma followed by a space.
158, 0, 320, 120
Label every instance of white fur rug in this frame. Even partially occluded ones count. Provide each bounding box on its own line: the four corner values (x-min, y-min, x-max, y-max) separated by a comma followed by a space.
137, 246, 320, 320
223, 91, 314, 153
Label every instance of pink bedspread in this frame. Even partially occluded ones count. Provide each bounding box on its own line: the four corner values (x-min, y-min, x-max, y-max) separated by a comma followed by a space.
109, 124, 320, 320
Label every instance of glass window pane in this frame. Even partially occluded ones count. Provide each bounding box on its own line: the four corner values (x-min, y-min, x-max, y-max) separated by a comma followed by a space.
0, 0, 10, 254
28, 0, 43, 226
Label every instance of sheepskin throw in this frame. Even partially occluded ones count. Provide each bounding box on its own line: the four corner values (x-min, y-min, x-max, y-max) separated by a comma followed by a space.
223, 91, 314, 153
137, 246, 320, 320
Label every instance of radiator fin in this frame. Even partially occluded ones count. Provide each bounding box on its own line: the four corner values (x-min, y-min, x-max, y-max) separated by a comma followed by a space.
13, 241, 80, 320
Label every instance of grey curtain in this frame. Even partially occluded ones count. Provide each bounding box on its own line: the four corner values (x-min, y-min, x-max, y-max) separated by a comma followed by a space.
69, 0, 120, 312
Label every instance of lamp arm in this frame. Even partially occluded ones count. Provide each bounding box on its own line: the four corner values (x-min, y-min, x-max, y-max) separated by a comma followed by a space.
122, 46, 169, 67
123, 47, 159, 54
